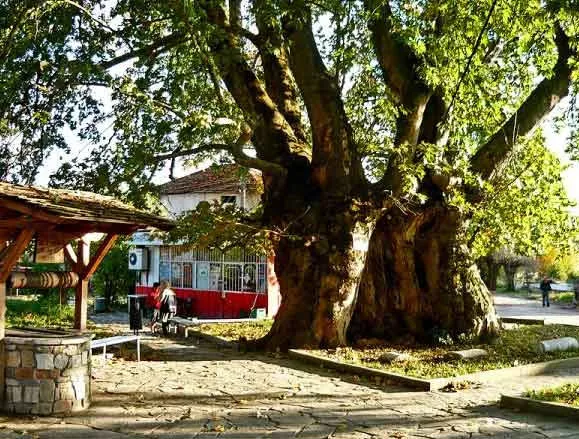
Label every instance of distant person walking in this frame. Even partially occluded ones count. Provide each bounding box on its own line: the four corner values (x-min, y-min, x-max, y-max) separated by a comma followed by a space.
539, 276, 554, 307
573, 279, 579, 308
159, 280, 177, 336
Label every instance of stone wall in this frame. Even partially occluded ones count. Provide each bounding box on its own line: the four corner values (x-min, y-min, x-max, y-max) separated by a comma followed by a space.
2, 334, 91, 415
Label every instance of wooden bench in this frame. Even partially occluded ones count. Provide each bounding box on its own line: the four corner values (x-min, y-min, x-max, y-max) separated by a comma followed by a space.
91, 335, 141, 362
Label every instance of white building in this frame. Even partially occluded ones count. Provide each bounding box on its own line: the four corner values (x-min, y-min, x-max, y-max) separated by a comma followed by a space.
131, 165, 280, 319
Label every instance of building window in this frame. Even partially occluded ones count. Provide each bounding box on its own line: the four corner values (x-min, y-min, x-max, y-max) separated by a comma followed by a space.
220, 195, 237, 205
158, 246, 267, 293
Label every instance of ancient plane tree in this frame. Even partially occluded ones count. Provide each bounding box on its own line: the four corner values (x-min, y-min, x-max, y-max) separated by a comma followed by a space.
1, 1, 577, 348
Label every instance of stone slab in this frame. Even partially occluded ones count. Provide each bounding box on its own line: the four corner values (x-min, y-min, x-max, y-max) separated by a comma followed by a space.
446, 348, 488, 360
378, 352, 413, 363
35, 353, 54, 370
6, 351, 20, 368
539, 337, 579, 353
54, 353, 69, 370
40, 380, 56, 402
23, 385, 40, 403
20, 350, 34, 368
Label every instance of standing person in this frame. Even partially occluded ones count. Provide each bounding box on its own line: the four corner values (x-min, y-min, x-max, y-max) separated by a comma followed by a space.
539, 276, 554, 307
573, 279, 579, 308
159, 280, 177, 336
150, 282, 161, 332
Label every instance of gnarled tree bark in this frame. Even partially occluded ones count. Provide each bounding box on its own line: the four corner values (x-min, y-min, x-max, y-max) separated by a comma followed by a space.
350, 205, 500, 343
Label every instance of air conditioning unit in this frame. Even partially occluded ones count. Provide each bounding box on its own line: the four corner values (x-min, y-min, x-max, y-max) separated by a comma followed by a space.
128, 248, 149, 271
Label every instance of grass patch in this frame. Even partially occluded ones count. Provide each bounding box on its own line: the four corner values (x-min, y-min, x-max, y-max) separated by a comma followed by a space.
550, 292, 576, 304
525, 383, 579, 407
7, 294, 126, 340
6, 294, 74, 329
197, 319, 273, 341
311, 325, 579, 379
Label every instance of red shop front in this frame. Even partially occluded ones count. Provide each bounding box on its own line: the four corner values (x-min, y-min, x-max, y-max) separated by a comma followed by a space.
135, 285, 268, 319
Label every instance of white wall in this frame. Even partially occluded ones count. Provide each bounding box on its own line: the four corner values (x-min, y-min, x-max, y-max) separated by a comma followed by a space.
161, 191, 260, 216
137, 246, 159, 287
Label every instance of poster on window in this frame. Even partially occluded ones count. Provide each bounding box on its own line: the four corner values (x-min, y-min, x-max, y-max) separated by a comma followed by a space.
159, 262, 171, 283
210, 263, 221, 290
196, 262, 210, 290
182, 263, 193, 289
224, 264, 242, 291
243, 264, 256, 292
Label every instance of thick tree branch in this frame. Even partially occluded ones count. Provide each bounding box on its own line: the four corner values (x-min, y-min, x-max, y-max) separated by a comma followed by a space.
229, 0, 242, 28
364, 0, 423, 102
99, 32, 187, 70
471, 24, 574, 180
196, 2, 302, 164
284, 6, 365, 193
365, 0, 435, 197
253, 0, 308, 144
152, 126, 287, 177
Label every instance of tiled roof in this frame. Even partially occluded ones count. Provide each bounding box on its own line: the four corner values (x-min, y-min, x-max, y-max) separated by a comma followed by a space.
158, 165, 262, 195
0, 182, 174, 230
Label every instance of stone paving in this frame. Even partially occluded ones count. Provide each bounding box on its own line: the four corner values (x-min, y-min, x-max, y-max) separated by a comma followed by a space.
2, 308, 579, 438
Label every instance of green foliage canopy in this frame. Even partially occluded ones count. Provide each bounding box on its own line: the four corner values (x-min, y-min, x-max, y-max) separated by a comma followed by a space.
1, 0, 578, 241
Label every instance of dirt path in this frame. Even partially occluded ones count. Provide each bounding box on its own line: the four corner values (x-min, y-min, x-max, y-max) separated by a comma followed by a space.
494, 293, 579, 326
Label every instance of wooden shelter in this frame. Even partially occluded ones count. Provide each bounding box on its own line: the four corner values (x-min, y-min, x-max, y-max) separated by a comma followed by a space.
0, 182, 173, 338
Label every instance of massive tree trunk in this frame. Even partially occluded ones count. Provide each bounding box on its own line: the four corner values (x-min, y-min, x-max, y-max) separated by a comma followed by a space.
258, 203, 374, 351
349, 204, 500, 344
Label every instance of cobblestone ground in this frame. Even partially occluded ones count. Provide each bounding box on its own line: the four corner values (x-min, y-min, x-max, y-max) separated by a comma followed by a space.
2, 309, 579, 438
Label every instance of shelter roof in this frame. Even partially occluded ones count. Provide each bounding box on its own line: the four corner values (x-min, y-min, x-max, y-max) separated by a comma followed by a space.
158, 165, 262, 195
0, 182, 173, 237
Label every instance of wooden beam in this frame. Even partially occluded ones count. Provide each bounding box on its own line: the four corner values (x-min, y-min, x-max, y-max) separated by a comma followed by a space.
82, 234, 119, 279
74, 279, 89, 332
77, 238, 90, 271
0, 282, 6, 340
0, 216, 31, 228
0, 197, 63, 224
64, 243, 78, 266
74, 238, 90, 332
0, 229, 35, 282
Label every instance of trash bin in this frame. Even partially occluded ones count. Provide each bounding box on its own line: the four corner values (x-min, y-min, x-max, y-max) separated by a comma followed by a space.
94, 297, 106, 313
128, 295, 146, 333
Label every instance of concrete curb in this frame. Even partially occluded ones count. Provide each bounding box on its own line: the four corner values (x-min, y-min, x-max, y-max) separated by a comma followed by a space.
500, 394, 579, 420
500, 317, 545, 325
288, 349, 433, 390
288, 349, 579, 392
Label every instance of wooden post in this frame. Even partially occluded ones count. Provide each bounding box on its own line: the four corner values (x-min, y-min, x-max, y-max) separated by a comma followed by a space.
74, 279, 90, 331
0, 282, 5, 401
74, 238, 90, 331
0, 282, 6, 341
0, 229, 34, 405
73, 234, 118, 331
